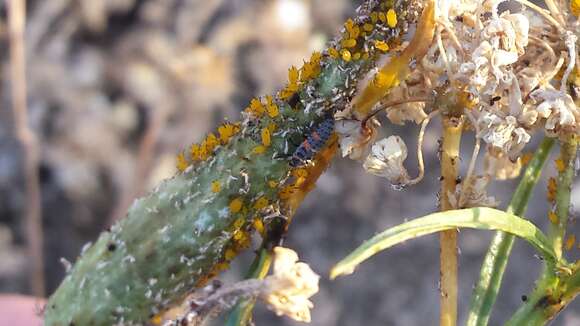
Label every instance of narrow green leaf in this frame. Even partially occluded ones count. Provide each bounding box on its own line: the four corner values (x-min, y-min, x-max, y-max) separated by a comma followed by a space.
330, 207, 556, 279
467, 137, 554, 326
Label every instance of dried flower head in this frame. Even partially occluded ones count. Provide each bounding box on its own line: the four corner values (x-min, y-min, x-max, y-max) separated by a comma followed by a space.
528, 87, 580, 136
448, 175, 499, 209
477, 112, 531, 159
363, 136, 411, 186
262, 247, 320, 323
335, 119, 378, 160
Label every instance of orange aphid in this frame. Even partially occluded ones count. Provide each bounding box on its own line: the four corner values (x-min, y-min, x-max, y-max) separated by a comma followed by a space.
386, 9, 397, 28
253, 145, 267, 154
211, 180, 221, 193
176, 152, 189, 172
253, 218, 265, 236
375, 40, 390, 52
341, 49, 352, 62
225, 248, 237, 260
547, 177, 557, 203
229, 198, 243, 213
253, 197, 269, 210
246, 98, 266, 117
572, 0, 580, 17
218, 123, 240, 144
548, 211, 559, 224
190, 143, 201, 161
265, 95, 279, 118
565, 234, 576, 251
328, 47, 339, 58
520, 152, 533, 165
204, 133, 219, 153
555, 158, 566, 173
261, 128, 271, 147
341, 39, 357, 48
279, 66, 300, 100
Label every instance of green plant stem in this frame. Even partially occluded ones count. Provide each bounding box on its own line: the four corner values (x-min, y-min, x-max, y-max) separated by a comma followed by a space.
467, 137, 555, 326
225, 248, 272, 326
440, 117, 463, 326
548, 137, 578, 260
505, 265, 580, 326
507, 136, 579, 325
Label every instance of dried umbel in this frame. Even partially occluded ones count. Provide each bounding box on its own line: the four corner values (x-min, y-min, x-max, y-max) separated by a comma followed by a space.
261, 247, 320, 322
363, 136, 412, 186
338, 0, 580, 204
162, 247, 319, 325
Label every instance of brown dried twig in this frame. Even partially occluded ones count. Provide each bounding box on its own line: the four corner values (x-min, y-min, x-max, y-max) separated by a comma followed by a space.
8, 0, 45, 297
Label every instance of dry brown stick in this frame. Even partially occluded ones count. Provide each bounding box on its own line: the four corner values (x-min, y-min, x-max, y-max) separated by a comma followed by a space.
8, 0, 45, 297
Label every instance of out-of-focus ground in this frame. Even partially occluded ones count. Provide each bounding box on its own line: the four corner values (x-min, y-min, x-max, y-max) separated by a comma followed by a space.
0, 0, 579, 325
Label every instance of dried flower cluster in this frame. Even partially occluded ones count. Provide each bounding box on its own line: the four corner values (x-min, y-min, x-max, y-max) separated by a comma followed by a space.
261, 247, 320, 322
162, 247, 319, 325
339, 0, 579, 208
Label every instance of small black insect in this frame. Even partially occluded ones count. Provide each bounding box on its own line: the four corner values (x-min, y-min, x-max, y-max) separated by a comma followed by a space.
490, 95, 502, 105
289, 117, 335, 167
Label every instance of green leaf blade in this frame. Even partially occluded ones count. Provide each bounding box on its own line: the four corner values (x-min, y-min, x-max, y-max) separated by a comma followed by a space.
330, 207, 556, 280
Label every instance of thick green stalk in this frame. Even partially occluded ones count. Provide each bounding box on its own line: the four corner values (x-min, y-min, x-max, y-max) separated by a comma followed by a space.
467, 138, 555, 326
44, 1, 420, 324
225, 248, 272, 326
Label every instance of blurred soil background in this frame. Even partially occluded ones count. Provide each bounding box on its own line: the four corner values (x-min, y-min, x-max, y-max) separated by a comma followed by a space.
0, 0, 579, 325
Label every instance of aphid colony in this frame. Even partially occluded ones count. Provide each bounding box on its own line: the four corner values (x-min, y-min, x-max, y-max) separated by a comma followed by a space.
172, 0, 406, 258
44, 1, 411, 325
171, 0, 406, 291
175, 0, 403, 180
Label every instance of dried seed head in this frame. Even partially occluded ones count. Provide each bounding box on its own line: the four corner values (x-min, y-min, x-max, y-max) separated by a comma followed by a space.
363, 136, 411, 186
335, 119, 377, 160
261, 247, 320, 323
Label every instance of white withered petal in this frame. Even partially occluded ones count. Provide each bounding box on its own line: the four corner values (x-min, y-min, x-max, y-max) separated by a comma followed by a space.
363, 136, 411, 186
530, 87, 580, 135
262, 247, 320, 323
335, 119, 377, 160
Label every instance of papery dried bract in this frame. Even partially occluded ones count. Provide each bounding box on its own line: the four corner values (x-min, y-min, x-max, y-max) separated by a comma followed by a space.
363, 136, 411, 186
262, 247, 320, 323
448, 175, 499, 208
335, 119, 377, 160
529, 87, 580, 136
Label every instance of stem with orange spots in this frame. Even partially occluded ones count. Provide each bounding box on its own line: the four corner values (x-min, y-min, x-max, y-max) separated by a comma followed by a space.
548, 136, 579, 260
439, 117, 463, 326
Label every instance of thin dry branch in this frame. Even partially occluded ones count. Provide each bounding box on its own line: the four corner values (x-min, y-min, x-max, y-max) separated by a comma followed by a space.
8, 0, 45, 297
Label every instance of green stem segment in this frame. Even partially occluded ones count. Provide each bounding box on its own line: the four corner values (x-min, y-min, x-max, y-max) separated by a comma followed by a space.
548, 137, 578, 260
225, 248, 272, 326
505, 265, 580, 326
467, 138, 555, 326
507, 136, 579, 326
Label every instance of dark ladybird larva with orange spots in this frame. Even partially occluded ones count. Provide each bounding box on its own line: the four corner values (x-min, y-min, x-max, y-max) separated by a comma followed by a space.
290, 118, 335, 167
